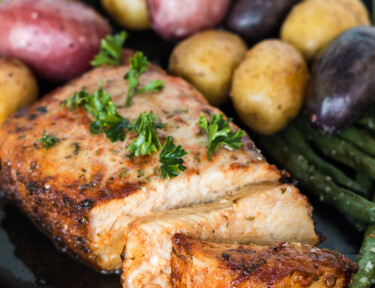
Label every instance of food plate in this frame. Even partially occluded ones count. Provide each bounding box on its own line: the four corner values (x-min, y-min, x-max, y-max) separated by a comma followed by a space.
0, 0, 369, 287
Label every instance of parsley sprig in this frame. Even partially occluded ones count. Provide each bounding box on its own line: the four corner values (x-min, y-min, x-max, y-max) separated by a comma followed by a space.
124, 51, 165, 107
159, 136, 188, 179
127, 111, 165, 156
91, 31, 128, 67
40, 133, 59, 150
198, 113, 244, 160
62, 86, 130, 142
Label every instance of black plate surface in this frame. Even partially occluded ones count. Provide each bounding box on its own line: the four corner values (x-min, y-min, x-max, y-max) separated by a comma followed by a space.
0, 0, 371, 287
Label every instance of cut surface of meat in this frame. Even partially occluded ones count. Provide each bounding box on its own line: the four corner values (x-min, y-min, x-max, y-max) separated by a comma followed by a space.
121, 183, 319, 288
0, 61, 281, 271
170, 234, 358, 288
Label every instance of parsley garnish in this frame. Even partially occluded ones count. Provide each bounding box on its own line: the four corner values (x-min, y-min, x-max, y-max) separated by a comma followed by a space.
124, 51, 165, 107
40, 133, 59, 150
91, 31, 128, 67
127, 111, 165, 156
198, 113, 244, 160
62, 86, 130, 142
159, 136, 188, 179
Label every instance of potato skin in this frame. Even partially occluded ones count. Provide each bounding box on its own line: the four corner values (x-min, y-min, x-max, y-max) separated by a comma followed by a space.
225, 0, 300, 43
102, 0, 150, 30
0, 58, 38, 124
0, 0, 111, 82
281, 0, 370, 60
147, 0, 231, 41
231, 40, 309, 135
306, 27, 375, 133
169, 30, 247, 106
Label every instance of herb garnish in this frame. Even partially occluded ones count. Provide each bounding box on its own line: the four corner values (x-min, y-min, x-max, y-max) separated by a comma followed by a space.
40, 133, 59, 150
127, 111, 165, 156
62, 86, 130, 142
91, 31, 128, 67
198, 113, 244, 160
159, 136, 188, 179
124, 51, 165, 107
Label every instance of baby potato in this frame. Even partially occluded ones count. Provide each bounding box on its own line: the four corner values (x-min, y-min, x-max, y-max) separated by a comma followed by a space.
147, 0, 231, 41
102, 0, 150, 30
0, 0, 111, 82
281, 0, 369, 60
169, 30, 247, 106
0, 58, 38, 124
327, 0, 370, 25
231, 40, 309, 135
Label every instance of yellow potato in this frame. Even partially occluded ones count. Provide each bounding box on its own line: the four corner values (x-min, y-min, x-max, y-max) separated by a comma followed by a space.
169, 30, 247, 106
328, 0, 370, 25
0, 58, 38, 124
231, 40, 309, 135
281, 0, 368, 60
102, 0, 150, 30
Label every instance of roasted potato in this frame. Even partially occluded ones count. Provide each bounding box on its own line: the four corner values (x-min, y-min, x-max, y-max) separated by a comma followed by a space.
225, 0, 300, 43
0, 58, 38, 124
169, 30, 247, 106
102, 0, 150, 30
147, 0, 231, 40
281, 0, 370, 60
0, 0, 111, 82
327, 0, 370, 25
231, 40, 309, 135
306, 27, 375, 133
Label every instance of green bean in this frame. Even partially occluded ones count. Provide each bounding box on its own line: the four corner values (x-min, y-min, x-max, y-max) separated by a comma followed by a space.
339, 126, 375, 158
297, 118, 375, 181
349, 225, 375, 288
257, 134, 375, 223
281, 123, 367, 196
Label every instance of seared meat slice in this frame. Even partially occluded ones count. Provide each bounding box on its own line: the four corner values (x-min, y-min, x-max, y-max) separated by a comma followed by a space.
170, 234, 357, 288
0, 62, 281, 271
121, 183, 319, 288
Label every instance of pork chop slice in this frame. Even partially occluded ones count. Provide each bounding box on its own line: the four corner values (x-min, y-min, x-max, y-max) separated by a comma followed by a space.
0, 61, 281, 271
170, 234, 357, 288
121, 183, 319, 288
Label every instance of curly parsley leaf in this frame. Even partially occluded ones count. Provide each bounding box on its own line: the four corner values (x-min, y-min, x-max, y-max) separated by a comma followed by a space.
124, 51, 165, 107
40, 133, 59, 150
61, 90, 91, 110
91, 31, 128, 67
198, 113, 244, 161
62, 86, 130, 142
159, 136, 188, 179
126, 111, 165, 156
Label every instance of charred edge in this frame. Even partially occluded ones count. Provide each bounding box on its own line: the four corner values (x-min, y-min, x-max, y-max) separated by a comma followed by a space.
36, 106, 48, 114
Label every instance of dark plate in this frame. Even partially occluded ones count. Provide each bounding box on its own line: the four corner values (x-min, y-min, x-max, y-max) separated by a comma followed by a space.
0, 0, 371, 287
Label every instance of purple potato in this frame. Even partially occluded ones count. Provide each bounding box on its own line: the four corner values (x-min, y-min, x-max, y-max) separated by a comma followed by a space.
306, 26, 375, 133
225, 0, 300, 43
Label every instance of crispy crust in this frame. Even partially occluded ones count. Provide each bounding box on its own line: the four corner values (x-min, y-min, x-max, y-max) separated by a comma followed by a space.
171, 234, 358, 288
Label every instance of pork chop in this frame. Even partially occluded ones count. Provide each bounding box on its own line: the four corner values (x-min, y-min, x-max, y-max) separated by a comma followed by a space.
170, 234, 357, 288
0, 62, 282, 271
121, 183, 319, 288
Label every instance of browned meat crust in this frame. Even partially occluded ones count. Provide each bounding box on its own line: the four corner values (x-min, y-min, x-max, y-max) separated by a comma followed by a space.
171, 234, 358, 288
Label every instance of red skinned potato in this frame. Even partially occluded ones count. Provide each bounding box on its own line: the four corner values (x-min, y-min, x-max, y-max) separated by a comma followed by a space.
0, 0, 111, 82
147, 0, 231, 40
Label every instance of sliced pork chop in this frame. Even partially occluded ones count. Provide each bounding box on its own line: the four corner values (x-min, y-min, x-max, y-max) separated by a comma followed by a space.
171, 234, 357, 288
121, 183, 319, 288
0, 61, 281, 271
